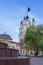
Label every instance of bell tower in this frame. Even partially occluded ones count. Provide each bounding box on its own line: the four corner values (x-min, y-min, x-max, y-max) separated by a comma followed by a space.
19, 8, 31, 43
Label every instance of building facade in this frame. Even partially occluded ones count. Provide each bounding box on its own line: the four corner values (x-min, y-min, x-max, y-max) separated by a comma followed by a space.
0, 34, 20, 52
19, 15, 35, 55
19, 15, 35, 43
19, 16, 30, 42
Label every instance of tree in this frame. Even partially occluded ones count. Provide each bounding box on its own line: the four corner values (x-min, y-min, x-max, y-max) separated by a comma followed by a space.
24, 26, 41, 55
24, 24, 43, 56
38, 38, 43, 55
36, 25, 43, 39
37, 25, 43, 55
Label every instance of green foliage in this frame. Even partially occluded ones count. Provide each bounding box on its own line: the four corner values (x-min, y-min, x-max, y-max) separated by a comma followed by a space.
24, 25, 43, 51
38, 38, 43, 51
36, 25, 43, 39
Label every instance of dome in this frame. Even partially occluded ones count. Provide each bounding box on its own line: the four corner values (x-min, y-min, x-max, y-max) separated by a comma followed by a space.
20, 21, 22, 24
26, 15, 29, 19
0, 34, 12, 40
32, 18, 35, 22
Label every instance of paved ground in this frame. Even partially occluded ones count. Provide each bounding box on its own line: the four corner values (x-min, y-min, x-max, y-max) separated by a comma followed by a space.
30, 58, 43, 65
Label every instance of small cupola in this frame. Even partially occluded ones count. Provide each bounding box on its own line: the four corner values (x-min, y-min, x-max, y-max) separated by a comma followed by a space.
20, 21, 22, 24
32, 18, 35, 26
26, 15, 29, 19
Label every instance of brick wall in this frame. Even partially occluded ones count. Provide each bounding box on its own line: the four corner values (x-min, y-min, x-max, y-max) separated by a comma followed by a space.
0, 57, 30, 65
0, 48, 18, 58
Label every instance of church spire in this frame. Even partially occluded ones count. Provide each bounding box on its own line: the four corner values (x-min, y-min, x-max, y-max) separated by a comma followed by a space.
32, 18, 35, 26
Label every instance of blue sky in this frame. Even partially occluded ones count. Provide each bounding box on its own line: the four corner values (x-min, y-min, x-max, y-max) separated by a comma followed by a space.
0, 0, 43, 42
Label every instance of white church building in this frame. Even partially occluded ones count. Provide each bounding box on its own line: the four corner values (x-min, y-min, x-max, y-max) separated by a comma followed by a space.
19, 15, 35, 56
